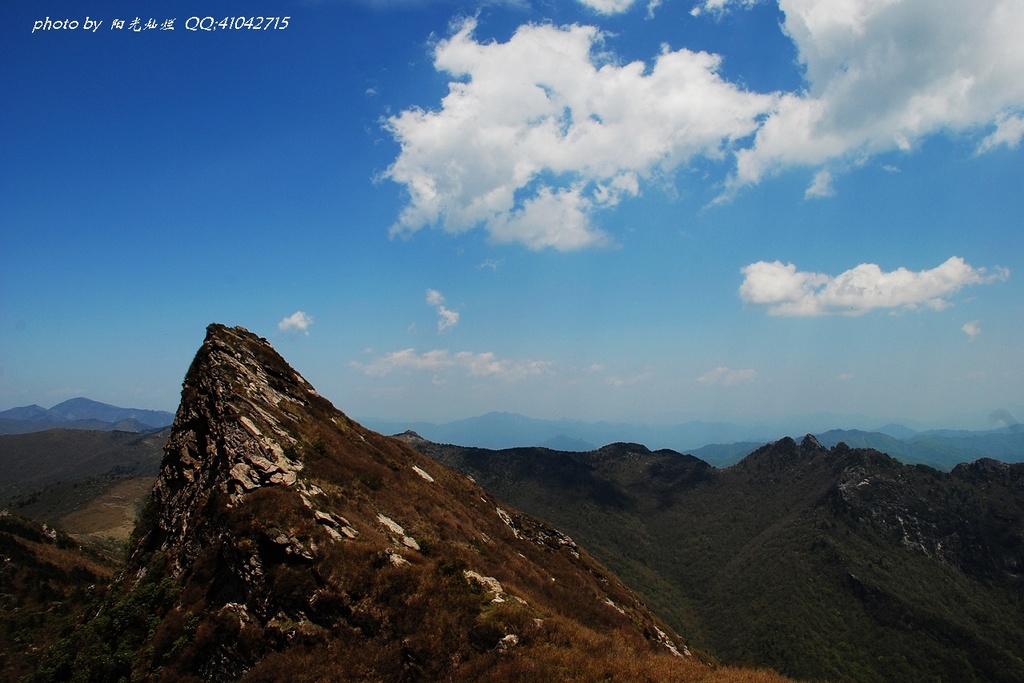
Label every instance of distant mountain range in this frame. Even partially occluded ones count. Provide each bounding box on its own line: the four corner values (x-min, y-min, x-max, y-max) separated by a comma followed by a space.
0, 397, 174, 435
361, 411, 775, 452
3, 397, 1020, 470
362, 411, 1024, 470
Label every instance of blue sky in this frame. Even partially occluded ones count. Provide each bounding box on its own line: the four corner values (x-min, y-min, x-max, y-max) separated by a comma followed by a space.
2, 0, 1022, 429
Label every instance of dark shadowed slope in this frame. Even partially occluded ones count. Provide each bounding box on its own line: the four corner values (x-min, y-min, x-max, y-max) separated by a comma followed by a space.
408, 433, 1024, 683
0, 428, 167, 503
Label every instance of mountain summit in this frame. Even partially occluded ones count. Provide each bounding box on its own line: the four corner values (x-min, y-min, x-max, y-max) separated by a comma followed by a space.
35, 324, 790, 682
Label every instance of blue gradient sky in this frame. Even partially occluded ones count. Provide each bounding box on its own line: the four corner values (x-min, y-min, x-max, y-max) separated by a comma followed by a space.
2, 0, 1022, 429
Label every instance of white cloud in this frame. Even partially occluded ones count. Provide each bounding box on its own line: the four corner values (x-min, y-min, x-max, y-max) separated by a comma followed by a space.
739, 256, 1010, 316
378, 1, 1024, 257
691, 0, 759, 17
962, 320, 982, 340
576, 0, 637, 13
353, 348, 552, 380
278, 311, 313, 335
725, 0, 1024, 195
437, 306, 460, 332
385, 1, 1024, 231
804, 168, 835, 198
384, 18, 774, 250
697, 366, 758, 386
426, 289, 459, 332
977, 112, 1024, 154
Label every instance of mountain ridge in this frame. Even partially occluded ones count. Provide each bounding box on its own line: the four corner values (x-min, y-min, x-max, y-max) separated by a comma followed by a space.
404, 431, 1024, 682
29, 324, 791, 683
370, 412, 1024, 469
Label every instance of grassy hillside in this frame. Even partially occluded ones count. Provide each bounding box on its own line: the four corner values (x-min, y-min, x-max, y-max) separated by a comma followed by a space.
0, 511, 116, 682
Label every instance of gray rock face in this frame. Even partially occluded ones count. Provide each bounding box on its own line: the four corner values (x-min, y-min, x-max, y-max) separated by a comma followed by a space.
141, 327, 313, 575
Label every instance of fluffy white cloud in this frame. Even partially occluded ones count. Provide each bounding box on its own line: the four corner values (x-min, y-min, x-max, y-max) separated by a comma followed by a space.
353, 348, 552, 380
697, 366, 758, 386
739, 256, 1010, 316
425, 289, 445, 306
278, 311, 313, 334
384, 18, 774, 250
962, 320, 982, 340
386, 1, 1024, 241
726, 0, 1024, 194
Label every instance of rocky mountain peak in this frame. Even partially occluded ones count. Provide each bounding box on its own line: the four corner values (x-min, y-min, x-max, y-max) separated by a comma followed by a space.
799, 433, 826, 454
67, 324, 729, 682
133, 324, 330, 574
736, 433, 833, 474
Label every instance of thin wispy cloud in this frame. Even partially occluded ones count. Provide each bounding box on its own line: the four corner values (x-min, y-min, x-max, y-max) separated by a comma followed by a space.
606, 367, 654, 387
976, 112, 1024, 154
691, 0, 758, 16
426, 289, 459, 333
804, 169, 835, 199
962, 321, 983, 340
352, 348, 552, 380
697, 366, 758, 387
278, 311, 313, 335
575, 0, 637, 13
739, 257, 1010, 316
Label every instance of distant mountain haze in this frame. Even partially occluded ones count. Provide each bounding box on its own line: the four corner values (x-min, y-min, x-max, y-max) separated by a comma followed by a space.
4, 396, 1018, 469
0, 398, 174, 435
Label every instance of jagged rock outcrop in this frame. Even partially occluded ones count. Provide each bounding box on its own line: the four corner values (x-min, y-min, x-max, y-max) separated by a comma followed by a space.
38, 324, 792, 683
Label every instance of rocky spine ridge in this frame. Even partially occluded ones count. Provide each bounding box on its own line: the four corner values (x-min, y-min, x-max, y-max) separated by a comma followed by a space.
91, 324, 720, 682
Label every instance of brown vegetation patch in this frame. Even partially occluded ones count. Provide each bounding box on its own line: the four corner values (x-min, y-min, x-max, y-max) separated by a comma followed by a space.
58, 475, 155, 542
